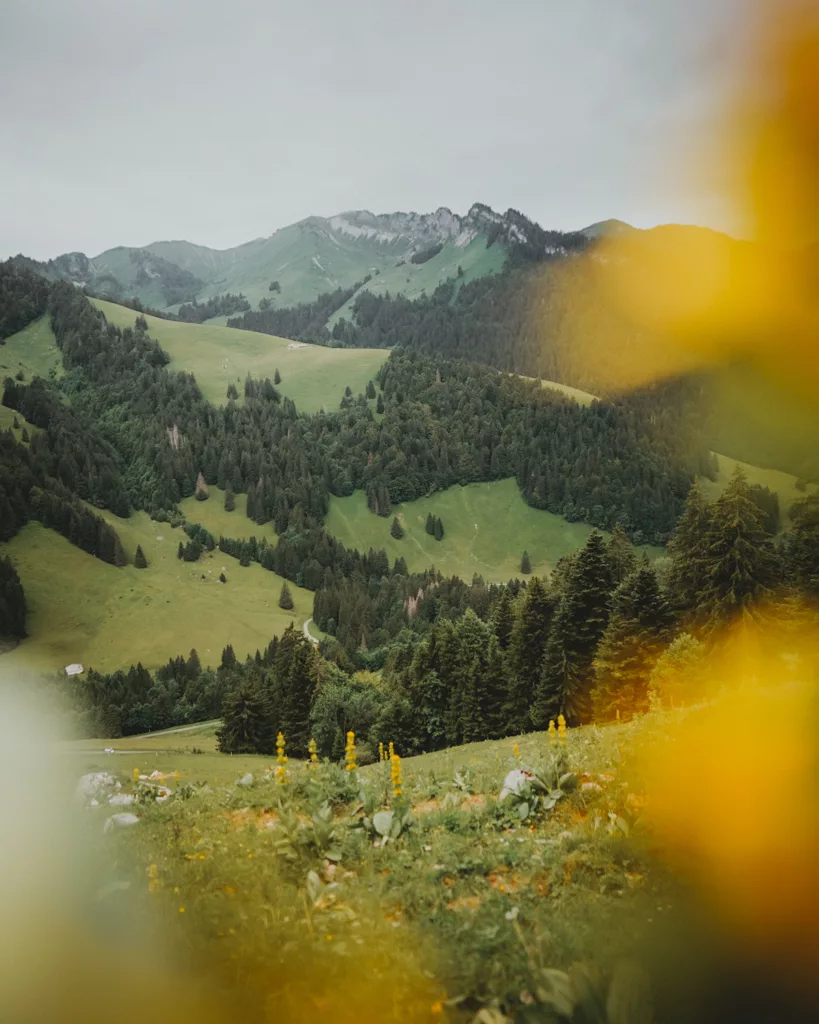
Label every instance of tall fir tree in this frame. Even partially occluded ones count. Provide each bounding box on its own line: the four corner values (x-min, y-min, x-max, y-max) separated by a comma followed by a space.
217, 681, 273, 754
490, 588, 515, 650
278, 580, 294, 610
134, 544, 148, 569
0, 556, 27, 640
667, 483, 713, 615
590, 561, 672, 722
700, 469, 781, 624
784, 494, 819, 599
537, 532, 615, 724
390, 516, 404, 539
507, 577, 556, 732
273, 624, 320, 753
224, 485, 236, 512
607, 523, 637, 585
520, 550, 532, 574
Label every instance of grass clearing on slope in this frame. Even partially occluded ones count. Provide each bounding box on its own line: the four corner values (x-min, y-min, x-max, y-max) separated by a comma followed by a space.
92, 298, 388, 414
0, 315, 63, 382
179, 486, 276, 542
1, 510, 312, 674
701, 450, 817, 524
326, 479, 661, 583
327, 237, 507, 328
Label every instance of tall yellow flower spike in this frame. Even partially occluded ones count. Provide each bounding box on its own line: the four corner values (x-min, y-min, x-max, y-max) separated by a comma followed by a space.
275, 731, 288, 784
345, 730, 357, 772
548, 720, 557, 746
378, 741, 385, 762
513, 742, 521, 761
390, 751, 403, 799
308, 738, 319, 764
557, 714, 567, 744
133, 768, 140, 781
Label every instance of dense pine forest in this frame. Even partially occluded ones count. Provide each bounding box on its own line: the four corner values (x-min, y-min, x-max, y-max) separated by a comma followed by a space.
2, 257, 818, 754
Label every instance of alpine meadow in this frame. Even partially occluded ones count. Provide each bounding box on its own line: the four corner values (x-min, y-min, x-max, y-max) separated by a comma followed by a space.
2, 3, 819, 1021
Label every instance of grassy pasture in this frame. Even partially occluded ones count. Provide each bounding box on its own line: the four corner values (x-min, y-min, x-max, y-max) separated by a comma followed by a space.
92, 298, 388, 414
0, 502, 313, 675
326, 478, 661, 583
702, 450, 817, 524
0, 315, 63, 382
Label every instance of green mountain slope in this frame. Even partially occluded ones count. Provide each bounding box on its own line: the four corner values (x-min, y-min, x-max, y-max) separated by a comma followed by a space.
93, 298, 388, 413
21, 205, 513, 315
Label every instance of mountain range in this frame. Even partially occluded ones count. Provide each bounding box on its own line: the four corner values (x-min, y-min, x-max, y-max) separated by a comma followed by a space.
11, 205, 628, 317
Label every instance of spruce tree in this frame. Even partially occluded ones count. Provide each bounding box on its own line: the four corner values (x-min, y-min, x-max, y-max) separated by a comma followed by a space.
433, 516, 444, 541
274, 624, 319, 752
785, 494, 819, 598
177, 540, 184, 560
537, 532, 615, 724
134, 544, 148, 568
21, 427, 29, 443
607, 523, 636, 585
278, 580, 294, 610
667, 483, 713, 615
490, 588, 515, 650
590, 561, 672, 722
425, 512, 435, 536
224, 486, 235, 512
520, 550, 532, 575
0, 556, 27, 640
366, 379, 376, 399
217, 681, 273, 754
390, 516, 404, 539
274, 367, 281, 385
700, 469, 781, 624
507, 577, 556, 732
376, 393, 384, 414
220, 643, 237, 671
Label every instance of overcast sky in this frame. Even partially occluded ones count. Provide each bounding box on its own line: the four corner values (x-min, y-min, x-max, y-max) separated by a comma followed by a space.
1, 0, 744, 260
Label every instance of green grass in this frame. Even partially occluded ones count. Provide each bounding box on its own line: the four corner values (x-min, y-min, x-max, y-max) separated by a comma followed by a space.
54, 716, 669, 1018
0, 315, 63, 382
0, 504, 313, 674
701, 450, 817, 525
326, 479, 661, 583
179, 486, 277, 542
327, 236, 507, 328
92, 298, 389, 414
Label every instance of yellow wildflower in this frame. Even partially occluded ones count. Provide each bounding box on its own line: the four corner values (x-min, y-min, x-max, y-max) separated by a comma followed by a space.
378, 741, 385, 762
345, 730, 357, 772
390, 751, 403, 799
548, 720, 557, 746
276, 731, 288, 783
308, 738, 319, 764
513, 742, 521, 761
557, 714, 567, 743
133, 768, 140, 781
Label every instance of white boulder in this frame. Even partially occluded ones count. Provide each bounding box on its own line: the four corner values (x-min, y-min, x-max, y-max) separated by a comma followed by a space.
499, 769, 535, 801
103, 813, 139, 832
108, 793, 134, 806
76, 772, 119, 804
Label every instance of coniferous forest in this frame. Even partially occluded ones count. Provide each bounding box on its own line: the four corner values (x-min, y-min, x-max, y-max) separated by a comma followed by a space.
1, 257, 818, 754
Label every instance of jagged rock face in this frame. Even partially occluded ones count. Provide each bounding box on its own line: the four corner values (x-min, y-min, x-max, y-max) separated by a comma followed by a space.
327, 207, 467, 246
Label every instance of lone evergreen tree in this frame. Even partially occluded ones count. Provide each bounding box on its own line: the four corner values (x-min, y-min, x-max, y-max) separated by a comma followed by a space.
607, 524, 636, 585
425, 512, 435, 536
433, 516, 444, 541
785, 494, 819, 598
217, 681, 273, 754
134, 544, 148, 568
667, 483, 713, 615
390, 516, 404, 539
507, 577, 556, 731
700, 469, 781, 624
590, 561, 672, 722
278, 580, 294, 610
520, 550, 532, 574
224, 485, 235, 512
537, 532, 615, 724
274, 367, 281, 385
177, 540, 185, 560
366, 379, 376, 399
